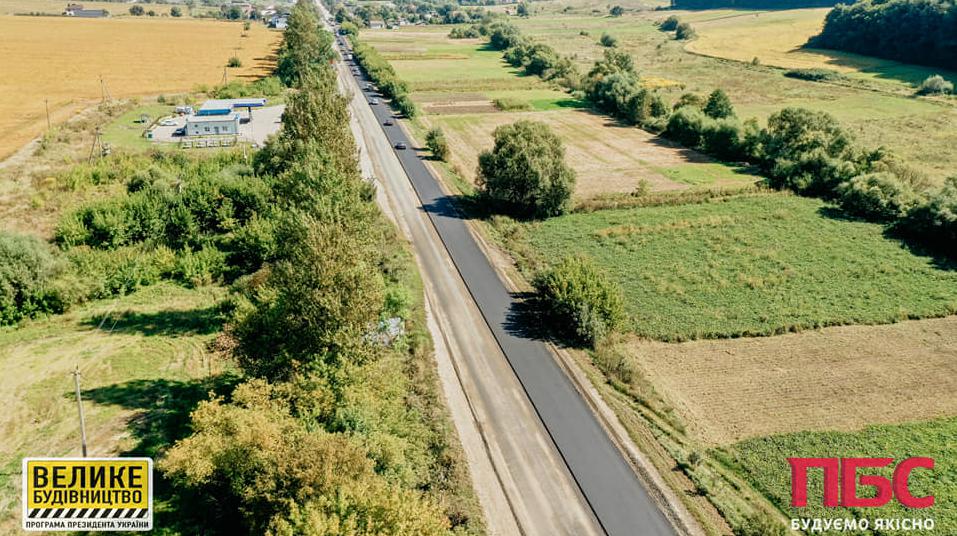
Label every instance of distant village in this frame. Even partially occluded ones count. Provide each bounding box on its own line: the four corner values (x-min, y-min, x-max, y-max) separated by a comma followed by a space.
53, 0, 290, 26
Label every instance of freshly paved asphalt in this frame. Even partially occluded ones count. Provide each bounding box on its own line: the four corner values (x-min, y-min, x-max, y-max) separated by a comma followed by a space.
338, 39, 675, 536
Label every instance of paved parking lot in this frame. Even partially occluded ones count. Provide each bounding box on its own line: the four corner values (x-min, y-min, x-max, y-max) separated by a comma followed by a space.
150, 104, 285, 146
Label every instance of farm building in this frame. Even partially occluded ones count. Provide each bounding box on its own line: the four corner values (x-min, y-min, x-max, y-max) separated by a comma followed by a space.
63, 4, 109, 17
196, 98, 266, 117
185, 114, 240, 137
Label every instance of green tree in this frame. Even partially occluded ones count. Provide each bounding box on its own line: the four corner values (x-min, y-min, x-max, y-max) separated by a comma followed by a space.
227, 5, 243, 19
169, 6, 182, 17
477, 120, 576, 218
916, 74, 954, 95
533, 255, 625, 347
128, 4, 144, 16
837, 172, 920, 222
610, 5, 624, 16
425, 127, 450, 161
703, 88, 735, 119
0, 233, 64, 325
516, 2, 529, 16
659, 15, 680, 31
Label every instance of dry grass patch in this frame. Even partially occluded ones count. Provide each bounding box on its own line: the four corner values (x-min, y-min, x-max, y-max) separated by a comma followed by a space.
0, 16, 279, 160
620, 317, 957, 446
433, 108, 756, 198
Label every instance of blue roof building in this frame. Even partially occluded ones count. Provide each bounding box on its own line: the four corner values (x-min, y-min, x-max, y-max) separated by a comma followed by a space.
196, 98, 267, 116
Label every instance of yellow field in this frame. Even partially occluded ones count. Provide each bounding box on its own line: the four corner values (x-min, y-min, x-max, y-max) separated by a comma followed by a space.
685, 8, 954, 85
0, 15, 279, 159
0, 0, 208, 16
620, 316, 957, 445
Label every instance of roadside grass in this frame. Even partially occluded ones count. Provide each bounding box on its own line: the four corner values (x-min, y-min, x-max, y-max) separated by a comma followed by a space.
0, 282, 228, 533
511, 10, 957, 182
654, 162, 760, 186
720, 416, 957, 534
510, 192, 957, 341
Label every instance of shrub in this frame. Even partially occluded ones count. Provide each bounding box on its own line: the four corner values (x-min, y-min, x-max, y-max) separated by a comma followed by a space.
703, 88, 735, 119
672, 92, 706, 111
477, 120, 576, 219
599, 33, 618, 48
784, 68, 845, 82
916, 74, 954, 96
896, 176, 957, 250
665, 106, 708, 148
702, 117, 745, 160
129, 4, 144, 15
610, 5, 624, 16
734, 512, 787, 536
449, 25, 481, 39
227, 56, 243, 68
532, 255, 625, 347
170, 6, 182, 17
675, 22, 696, 40
0, 233, 64, 325
837, 172, 920, 222
659, 15, 680, 31
425, 127, 450, 161
493, 97, 532, 111
173, 246, 227, 287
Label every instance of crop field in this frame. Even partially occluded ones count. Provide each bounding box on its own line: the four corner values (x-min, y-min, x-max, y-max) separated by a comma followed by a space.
726, 417, 957, 533
0, 283, 227, 533
616, 316, 957, 445
430, 109, 758, 198
514, 193, 957, 340
511, 11, 957, 181
363, 27, 758, 198
0, 0, 217, 16
0, 16, 280, 160
686, 8, 956, 87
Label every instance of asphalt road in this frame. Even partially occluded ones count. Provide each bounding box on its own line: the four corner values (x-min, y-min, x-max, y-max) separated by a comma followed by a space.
331, 30, 675, 536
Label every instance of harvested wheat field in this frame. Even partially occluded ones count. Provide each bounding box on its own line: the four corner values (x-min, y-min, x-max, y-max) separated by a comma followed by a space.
620, 317, 957, 446
0, 16, 280, 160
431, 108, 758, 198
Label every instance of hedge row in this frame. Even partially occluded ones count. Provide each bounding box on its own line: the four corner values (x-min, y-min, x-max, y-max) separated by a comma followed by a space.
349, 35, 418, 117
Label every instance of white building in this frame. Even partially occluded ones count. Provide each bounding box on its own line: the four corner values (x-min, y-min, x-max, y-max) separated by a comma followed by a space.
185, 114, 240, 137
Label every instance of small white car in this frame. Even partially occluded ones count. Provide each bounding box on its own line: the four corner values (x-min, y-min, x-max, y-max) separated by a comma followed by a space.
159, 118, 177, 127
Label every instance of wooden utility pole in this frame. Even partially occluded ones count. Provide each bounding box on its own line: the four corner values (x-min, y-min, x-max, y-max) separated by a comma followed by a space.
72, 365, 88, 458
45, 99, 51, 130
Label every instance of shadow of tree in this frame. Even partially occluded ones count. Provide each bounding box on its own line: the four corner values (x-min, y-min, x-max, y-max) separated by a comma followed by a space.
80, 375, 241, 534
502, 291, 585, 349
816, 205, 956, 272
83, 307, 224, 337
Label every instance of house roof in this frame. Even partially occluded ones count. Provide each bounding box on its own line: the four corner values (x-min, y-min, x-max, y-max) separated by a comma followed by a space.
196, 98, 267, 116
187, 113, 240, 123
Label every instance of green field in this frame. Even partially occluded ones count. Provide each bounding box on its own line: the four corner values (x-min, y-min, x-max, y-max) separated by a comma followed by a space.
102, 104, 176, 150
0, 283, 227, 533
723, 417, 956, 534
511, 9, 957, 181
513, 193, 957, 340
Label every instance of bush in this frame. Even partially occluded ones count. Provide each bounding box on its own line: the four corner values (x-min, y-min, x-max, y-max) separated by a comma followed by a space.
0, 233, 64, 325
665, 106, 708, 148
129, 4, 144, 15
659, 15, 680, 31
784, 68, 845, 82
227, 56, 243, 68
425, 127, 450, 161
449, 25, 481, 39
169, 6, 182, 17
916, 74, 954, 96
599, 33, 618, 48
173, 246, 227, 287
493, 97, 532, 111
532, 255, 625, 347
896, 176, 957, 250
837, 172, 920, 222
675, 21, 696, 40
477, 120, 576, 219
610, 5, 624, 16
702, 117, 745, 160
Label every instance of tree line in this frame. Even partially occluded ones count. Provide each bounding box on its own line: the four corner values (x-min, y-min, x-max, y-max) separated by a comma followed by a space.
810, 0, 957, 72
0, 0, 484, 533
349, 36, 419, 118
670, 0, 839, 9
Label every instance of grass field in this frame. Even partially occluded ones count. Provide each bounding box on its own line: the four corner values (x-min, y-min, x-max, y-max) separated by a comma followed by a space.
514, 192, 957, 340
430, 108, 758, 198
511, 11, 957, 181
0, 15, 279, 160
0, 283, 228, 533
616, 316, 957, 444
724, 417, 956, 533
363, 27, 759, 198
686, 8, 957, 87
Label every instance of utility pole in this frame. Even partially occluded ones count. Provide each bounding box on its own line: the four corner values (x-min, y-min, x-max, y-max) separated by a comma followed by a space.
72, 365, 88, 458
45, 99, 51, 130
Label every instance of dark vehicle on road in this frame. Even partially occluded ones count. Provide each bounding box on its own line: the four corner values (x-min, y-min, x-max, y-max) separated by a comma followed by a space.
394, 142, 407, 150
370, 98, 380, 105
383, 119, 394, 126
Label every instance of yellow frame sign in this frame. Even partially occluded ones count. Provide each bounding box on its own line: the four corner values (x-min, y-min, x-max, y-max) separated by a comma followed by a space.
22, 458, 153, 532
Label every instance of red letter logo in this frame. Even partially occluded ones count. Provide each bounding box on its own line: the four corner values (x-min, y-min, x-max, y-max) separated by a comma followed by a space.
893, 457, 935, 508
790, 457, 934, 509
